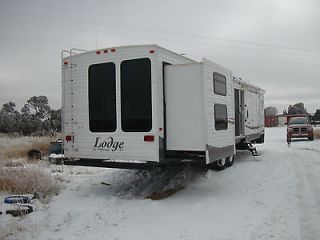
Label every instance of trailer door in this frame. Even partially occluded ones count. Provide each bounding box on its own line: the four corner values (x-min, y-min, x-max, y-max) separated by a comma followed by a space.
244, 88, 260, 136
234, 89, 240, 136
240, 89, 244, 135
234, 88, 245, 137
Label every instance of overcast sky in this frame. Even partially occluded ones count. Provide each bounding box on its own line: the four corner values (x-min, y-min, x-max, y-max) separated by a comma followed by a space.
1, 0, 319, 113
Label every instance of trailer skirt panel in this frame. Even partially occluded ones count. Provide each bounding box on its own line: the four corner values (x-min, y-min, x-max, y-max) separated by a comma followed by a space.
206, 144, 235, 163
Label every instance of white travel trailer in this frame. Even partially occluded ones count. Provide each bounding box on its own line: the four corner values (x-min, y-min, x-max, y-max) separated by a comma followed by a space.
61, 45, 264, 170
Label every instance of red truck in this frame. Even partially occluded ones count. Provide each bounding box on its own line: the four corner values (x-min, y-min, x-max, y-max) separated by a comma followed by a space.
287, 116, 313, 142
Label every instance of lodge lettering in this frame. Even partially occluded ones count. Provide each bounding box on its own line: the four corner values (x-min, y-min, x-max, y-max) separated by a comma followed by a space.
93, 137, 124, 151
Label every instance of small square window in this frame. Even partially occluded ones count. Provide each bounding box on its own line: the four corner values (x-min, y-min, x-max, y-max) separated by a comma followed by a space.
213, 72, 227, 96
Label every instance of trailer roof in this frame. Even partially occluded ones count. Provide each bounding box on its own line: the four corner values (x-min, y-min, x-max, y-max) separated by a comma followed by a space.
233, 77, 265, 93
62, 44, 196, 63
61, 45, 264, 94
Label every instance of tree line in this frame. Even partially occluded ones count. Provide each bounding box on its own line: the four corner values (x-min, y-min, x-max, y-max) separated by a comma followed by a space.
0, 96, 61, 136
265, 102, 320, 122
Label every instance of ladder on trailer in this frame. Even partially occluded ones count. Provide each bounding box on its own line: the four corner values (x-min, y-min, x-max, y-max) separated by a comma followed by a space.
61, 49, 86, 153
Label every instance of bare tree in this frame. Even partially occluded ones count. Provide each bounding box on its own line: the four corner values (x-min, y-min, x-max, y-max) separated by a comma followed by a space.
27, 96, 51, 120
264, 106, 278, 116
287, 102, 307, 115
0, 102, 21, 133
314, 109, 320, 121
0, 96, 61, 136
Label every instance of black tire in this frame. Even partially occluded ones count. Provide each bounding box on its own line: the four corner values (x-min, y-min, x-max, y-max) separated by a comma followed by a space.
27, 149, 41, 161
6, 205, 33, 217
225, 155, 234, 167
4, 195, 31, 204
212, 158, 227, 171
309, 136, 314, 141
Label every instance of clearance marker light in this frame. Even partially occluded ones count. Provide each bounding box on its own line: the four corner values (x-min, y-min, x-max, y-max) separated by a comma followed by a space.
96, 50, 101, 54
111, 48, 116, 52
65, 135, 74, 143
144, 135, 154, 142
149, 50, 155, 54
103, 49, 108, 53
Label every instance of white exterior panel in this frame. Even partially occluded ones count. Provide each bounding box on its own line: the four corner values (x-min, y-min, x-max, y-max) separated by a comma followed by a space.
63, 46, 159, 161
164, 63, 205, 151
203, 59, 235, 163
203, 59, 235, 148
155, 49, 195, 143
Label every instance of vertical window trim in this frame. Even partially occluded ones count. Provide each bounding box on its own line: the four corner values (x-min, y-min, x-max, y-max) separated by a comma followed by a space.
213, 72, 227, 96
214, 103, 228, 131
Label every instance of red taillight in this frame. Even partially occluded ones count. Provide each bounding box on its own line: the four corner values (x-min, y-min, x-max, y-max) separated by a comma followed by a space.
111, 48, 116, 52
144, 135, 154, 142
149, 50, 155, 54
65, 135, 74, 142
63, 61, 68, 65
96, 50, 101, 54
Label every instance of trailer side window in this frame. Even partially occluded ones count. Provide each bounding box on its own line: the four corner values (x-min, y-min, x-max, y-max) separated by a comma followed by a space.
213, 72, 227, 96
214, 104, 228, 130
121, 58, 152, 132
88, 62, 117, 132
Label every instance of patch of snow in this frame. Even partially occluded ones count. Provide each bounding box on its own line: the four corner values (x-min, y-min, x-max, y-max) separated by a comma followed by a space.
48, 153, 64, 159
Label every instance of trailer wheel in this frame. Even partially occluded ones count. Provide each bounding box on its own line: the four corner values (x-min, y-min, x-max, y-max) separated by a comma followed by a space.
212, 158, 226, 171
225, 155, 234, 167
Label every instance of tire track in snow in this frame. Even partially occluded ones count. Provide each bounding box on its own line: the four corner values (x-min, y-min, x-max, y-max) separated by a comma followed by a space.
248, 147, 301, 240
289, 144, 320, 240
107, 163, 208, 199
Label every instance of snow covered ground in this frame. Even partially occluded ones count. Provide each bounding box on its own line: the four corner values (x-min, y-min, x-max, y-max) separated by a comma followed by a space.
1, 127, 320, 240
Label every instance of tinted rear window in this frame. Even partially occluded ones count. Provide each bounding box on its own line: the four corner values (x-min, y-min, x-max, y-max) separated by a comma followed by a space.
88, 62, 116, 132
121, 58, 152, 132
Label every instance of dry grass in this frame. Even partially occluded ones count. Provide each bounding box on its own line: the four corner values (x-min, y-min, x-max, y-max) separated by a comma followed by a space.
0, 134, 61, 203
0, 166, 61, 240
0, 135, 56, 160
0, 166, 60, 200
314, 129, 320, 139
0, 135, 62, 240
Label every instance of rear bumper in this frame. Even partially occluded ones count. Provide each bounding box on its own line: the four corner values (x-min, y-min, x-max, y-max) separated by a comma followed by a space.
63, 154, 206, 169
63, 158, 159, 169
